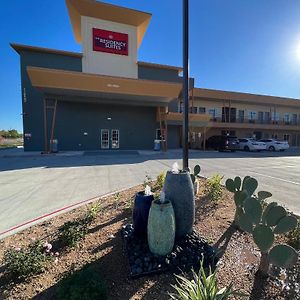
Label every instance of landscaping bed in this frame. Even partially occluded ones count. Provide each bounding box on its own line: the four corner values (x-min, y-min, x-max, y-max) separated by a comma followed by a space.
0, 178, 299, 300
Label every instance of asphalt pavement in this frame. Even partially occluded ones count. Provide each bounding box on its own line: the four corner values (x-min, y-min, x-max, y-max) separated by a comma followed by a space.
0, 148, 299, 238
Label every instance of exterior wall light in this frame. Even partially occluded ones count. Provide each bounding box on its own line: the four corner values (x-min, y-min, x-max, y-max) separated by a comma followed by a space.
83, 132, 88, 136
107, 117, 112, 121
107, 84, 120, 88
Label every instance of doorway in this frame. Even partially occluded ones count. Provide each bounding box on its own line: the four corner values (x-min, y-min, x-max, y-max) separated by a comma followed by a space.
101, 129, 120, 149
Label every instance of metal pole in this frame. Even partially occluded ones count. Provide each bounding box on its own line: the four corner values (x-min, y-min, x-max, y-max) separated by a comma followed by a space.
182, 0, 189, 170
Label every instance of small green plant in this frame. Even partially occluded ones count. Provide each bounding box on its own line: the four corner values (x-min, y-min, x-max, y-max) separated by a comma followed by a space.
190, 164, 201, 184
56, 264, 107, 300
170, 261, 245, 300
4, 240, 53, 278
156, 171, 166, 189
113, 192, 122, 209
286, 220, 300, 250
206, 174, 223, 202
85, 202, 101, 224
59, 219, 88, 247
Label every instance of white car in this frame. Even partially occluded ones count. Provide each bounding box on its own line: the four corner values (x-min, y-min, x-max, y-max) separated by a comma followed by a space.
259, 139, 289, 151
238, 138, 267, 151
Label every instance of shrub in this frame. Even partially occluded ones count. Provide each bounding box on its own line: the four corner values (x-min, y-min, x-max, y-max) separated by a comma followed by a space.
56, 264, 107, 300
286, 221, 300, 250
170, 262, 245, 300
59, 220, 87, 247
59, 204, 101, 247
4, 241, 52, 278
156, 172, 166, 189
206, 174, 223, 202
85, 202, 101, 224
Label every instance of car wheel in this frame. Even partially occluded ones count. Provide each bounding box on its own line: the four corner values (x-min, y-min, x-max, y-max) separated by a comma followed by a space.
244, 146, 250, 152
269, 146, 275, 151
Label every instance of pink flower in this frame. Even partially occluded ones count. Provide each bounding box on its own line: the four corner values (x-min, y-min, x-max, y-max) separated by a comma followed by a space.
55, 252, 59, 257
15, 247, 21, 252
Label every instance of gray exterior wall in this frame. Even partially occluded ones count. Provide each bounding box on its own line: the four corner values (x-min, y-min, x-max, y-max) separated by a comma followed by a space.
54, 101, 180, 150
138, 65, 182, 83
18, 49, 181, 151
20, 50, 82, 151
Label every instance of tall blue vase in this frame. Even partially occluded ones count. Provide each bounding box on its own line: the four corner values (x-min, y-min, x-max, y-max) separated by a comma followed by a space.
132, 192, 154, 237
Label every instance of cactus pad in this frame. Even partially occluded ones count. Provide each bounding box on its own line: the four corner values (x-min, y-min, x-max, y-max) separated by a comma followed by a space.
234, 190, 247, 207
234, 176, 241, 190
253, 224, 274, 252
194, 165, 201, 176
269, 244, 299, 268
244, 197, 262, 224
265, 205, 287, 227
261, 202, 278, 225
273, 215, 298, 234
239, 213, 253, 233
243, 177, 258, 196
257, 191, 272, 201
242, 176, 251, 190
225, 178, 236, 192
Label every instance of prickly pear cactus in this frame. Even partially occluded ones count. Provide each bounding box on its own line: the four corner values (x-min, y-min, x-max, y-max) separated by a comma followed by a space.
190, 164, 201, 184
226, 175, 299, 275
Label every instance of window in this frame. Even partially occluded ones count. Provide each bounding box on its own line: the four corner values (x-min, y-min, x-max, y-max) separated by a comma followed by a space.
284, 114, 290, 124
238, 110, 244, 122
198, 107, 206, 114
271, 112, 280, 121
292, 114, 297, 125
208, 109, 216, 119
248, 111, 257, 123
190, 106, 197, 114
284, 134, 290, 142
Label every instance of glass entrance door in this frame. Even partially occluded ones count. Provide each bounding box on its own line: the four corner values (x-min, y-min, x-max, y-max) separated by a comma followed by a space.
111, 129, 120, 149
101, 129, 109, 149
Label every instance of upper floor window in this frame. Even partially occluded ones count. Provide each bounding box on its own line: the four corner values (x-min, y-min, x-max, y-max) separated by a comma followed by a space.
208, 108, 216, 118
248, 111, 257, 120
271, 112, 280, 121
190, 107, 197, 114
198, 107, 206, 114
284, 114, 290, 123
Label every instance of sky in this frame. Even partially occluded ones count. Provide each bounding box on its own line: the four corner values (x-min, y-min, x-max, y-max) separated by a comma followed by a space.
1, 0, 300, 132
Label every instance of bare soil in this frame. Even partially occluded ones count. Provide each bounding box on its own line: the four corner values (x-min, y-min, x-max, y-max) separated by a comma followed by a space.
0, 179, 298, 300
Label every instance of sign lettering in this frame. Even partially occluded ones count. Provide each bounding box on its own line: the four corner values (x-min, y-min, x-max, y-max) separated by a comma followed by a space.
93, 28, 128, 56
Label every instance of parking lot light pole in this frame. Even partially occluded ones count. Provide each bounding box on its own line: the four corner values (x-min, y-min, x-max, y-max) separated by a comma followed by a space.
182, 0, 189, 170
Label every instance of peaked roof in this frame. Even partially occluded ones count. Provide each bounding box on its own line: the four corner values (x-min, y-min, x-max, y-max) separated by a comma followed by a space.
66, 0, 152, 47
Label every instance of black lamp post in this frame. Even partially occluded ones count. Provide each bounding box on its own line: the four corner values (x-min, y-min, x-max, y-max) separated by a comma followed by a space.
182, 0, 189, 170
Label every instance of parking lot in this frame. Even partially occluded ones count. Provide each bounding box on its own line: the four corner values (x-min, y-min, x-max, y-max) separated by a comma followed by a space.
0, 148, 300, 238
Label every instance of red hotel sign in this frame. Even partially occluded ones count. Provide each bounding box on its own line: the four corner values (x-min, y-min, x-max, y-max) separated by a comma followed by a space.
92, 28, 128, 56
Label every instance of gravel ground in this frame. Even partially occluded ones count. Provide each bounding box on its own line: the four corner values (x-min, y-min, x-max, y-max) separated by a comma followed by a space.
0, 179, 298, 300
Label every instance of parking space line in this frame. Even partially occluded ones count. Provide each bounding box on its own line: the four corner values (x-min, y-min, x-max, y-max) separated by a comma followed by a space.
249, 171, 300, 186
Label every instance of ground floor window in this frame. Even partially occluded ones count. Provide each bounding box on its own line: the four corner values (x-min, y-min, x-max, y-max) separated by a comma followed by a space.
283, 134, 290, 142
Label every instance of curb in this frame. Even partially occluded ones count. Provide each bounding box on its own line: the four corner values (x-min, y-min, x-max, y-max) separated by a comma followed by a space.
0, 186, 133, 240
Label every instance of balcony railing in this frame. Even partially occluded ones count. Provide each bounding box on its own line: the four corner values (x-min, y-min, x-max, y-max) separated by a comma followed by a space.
207, 116, 300, 126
